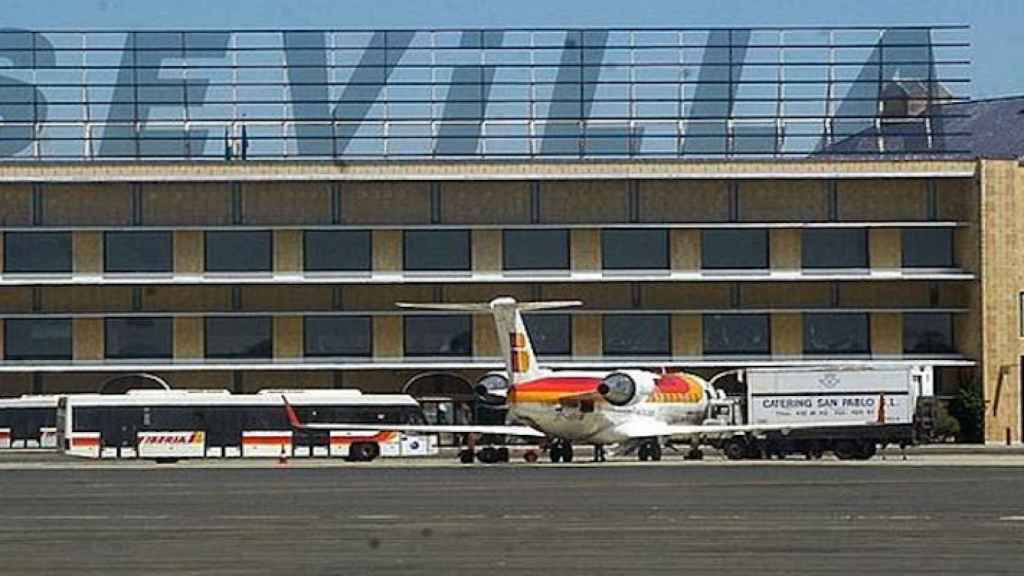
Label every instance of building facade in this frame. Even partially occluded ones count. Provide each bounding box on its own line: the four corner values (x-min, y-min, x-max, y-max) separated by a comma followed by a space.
0, 26, 1020, 443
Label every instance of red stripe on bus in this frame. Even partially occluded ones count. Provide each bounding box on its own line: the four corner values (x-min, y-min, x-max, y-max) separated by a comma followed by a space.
72, 436, 100, 447
242, 436, 292, 445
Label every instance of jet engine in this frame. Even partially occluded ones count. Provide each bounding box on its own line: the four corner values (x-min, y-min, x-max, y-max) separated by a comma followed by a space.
474, 372, 510, 406
597, 371, 658, 406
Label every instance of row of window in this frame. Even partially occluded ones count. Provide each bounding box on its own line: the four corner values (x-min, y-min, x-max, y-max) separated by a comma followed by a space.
2, 228, 955, 274
2, 313, 955, 361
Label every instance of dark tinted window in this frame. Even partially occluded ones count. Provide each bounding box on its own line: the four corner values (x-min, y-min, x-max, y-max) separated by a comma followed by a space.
105, 231, 172, 273
804, 313, 870, 354
603, 315, 670, 356
304, 316, 372, 357
105, 317, 173, 359
304, 230, 371, 272
701, 230, 769, 269
205, 231, 272, 272
4, 232, 71, 273
703, 314, 771, 355
205, 317, 272, 359
903, 313, 954, 353
503, 230, 569, 270
902, 228, 954, 268
602, 229, 669, 270
523, 314, 571, 356
802, 229, 868, 268
404, 230, 470, 271
404, 315, 472, 356
4, 319, 72, 360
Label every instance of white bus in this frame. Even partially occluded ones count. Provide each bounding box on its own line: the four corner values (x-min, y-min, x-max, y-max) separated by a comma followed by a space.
57, 389, 438, 462
0, 395, 60, 449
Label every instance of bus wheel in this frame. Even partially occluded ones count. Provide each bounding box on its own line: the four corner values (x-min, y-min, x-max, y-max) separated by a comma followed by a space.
348, 442, 379, 462
477, 447, 499, 464
833, 440, 858, 461
855, 441, 877, 460
723, 438, 746, 460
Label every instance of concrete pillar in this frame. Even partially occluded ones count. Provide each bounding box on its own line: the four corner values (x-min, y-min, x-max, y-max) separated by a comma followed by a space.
869, 228, 902, 269
570, 229, 600, 272
671, 314, 701, 357
870, 312, 902, 356
72, 318, 103, 361
173, 317, 204, 360
572, 314, 601, 357
72, 231, 103, 275
174, 231, 204, 275
471, 230, 502, 273
771, 313, 802, 356
372, 230, 402, 272
273, 230, 303, 274
670, 230, 700, 271
373, 316, 402, 358
473, 314, 500, 357
273, 316, 303, 359
769, 229, 801, 271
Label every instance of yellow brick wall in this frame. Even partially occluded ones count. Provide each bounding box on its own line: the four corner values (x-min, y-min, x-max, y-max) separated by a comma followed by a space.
142, 183, 233, 225
372, 230, 402, 272
273, 230, 303, 273
173, 231, 204, 274
373, 316, 402, 358
771, 314, 802, 356
570, 229, 600, 271
173, 317, 204, 360
72, 231, 103, 275
72, 318, 103, 361
638, 180, 728, 222
441, 181, 530, 223
572, 315, 601, 357
671, 315, 701, 356
670, 229, 700, 270
0, 287, 32, 312
540, 180, 629, 223
342, 182, 431, 224
870, 312, 902, 356
41, 286, 133, 313
769, 229, 801, 270
273, 316, 303, 359
473, 314, 500, 357
739, 180, 827, 222
472, 230, 502, 272
869, 228, 902, 269
836, 179, 928, 221
41, 183, 132, 226
0, 184, 32, 226
242, 182, 332, 225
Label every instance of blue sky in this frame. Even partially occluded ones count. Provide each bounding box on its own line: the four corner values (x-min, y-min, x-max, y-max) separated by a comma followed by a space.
3, 0, 1022, 98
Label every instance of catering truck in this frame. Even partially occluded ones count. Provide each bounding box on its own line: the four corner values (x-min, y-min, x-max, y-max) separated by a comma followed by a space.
702, 366, 936, 460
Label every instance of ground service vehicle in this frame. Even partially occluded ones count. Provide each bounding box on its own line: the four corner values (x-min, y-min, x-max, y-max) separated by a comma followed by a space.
703, 366, 936, 460
0, 395, 60, 449
57, 389, 437, 462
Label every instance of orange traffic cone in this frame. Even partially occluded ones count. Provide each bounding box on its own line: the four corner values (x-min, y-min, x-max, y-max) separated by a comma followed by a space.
278, 444, 289, 465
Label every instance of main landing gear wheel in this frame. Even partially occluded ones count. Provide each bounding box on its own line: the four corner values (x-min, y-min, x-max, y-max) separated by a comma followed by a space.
549, 440, 574, 463
638, 440, 662, 462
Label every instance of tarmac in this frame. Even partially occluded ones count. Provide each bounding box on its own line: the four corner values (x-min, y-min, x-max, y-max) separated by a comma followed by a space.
0, 451, 1023, 575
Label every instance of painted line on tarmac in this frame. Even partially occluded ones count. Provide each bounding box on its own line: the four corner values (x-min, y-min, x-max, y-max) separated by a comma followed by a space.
998, 516, 1024, 521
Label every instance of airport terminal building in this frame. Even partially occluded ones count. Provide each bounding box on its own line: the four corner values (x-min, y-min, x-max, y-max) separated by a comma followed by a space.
0, 26, 1021, 443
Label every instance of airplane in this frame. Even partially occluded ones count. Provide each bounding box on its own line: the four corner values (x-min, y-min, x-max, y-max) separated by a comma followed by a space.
283, 297, 876, 464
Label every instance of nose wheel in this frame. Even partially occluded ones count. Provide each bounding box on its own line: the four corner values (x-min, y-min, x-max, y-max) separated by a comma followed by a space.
548, 439, 574, 463
637, 439, 662, 462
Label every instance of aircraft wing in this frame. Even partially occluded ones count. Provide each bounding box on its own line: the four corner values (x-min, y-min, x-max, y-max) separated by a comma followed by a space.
616, 419, 877, 439
282, 397, 545, 438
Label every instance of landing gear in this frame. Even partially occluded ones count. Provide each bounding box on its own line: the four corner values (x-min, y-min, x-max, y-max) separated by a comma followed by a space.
637, 439, 662, 462
548, 439, 574, 463
593, 444, 607, 462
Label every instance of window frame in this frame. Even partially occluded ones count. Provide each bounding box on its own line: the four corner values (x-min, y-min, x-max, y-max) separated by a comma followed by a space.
600, 228, 670, 271
302, 315, 374, 358
204, 316, 273, 359
402, 230, 472, 272
204, 230, 274, 273
303, 230, 373, 273
103, 231, 174, 274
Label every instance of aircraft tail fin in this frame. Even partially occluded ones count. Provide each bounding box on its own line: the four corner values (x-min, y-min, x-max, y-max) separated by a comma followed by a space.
397, 297, 581, 384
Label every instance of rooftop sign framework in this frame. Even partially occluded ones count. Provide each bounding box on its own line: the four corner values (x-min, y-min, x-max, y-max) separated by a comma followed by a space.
0, 26, 970, 161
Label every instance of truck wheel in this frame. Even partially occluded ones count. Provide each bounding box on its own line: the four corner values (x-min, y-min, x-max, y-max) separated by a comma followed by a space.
855, 441, 877, 460
833, 440, 858, 461
724, 439, 746, 460
549, 444, 563, 463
